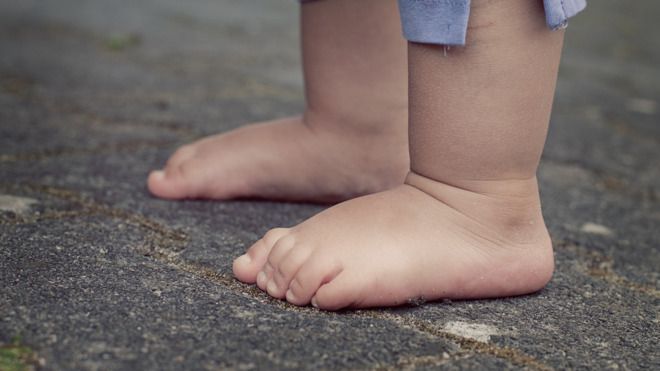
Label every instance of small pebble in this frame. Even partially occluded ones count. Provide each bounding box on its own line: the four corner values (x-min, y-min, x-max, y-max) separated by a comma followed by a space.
626, 98, 657, 115
0, 194, 38, 214
580, 222, 614, 237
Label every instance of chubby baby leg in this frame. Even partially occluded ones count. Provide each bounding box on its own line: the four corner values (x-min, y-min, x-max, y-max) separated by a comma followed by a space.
148, 0, 408, 203
234, 0, 565, 309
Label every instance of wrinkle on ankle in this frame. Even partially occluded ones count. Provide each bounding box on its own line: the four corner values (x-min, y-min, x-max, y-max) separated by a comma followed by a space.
404, 171, 549, 244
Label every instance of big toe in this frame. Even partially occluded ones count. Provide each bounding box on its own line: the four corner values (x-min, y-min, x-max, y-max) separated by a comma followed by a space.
147, 144, 202, 199
147, 169, 189, 199
233, 228, 290, 284
147, 154, 209, 200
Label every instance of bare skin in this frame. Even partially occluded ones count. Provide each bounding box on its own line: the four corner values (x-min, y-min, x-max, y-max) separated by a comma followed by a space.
233, 0, 565, 310
147, 0, 408, 203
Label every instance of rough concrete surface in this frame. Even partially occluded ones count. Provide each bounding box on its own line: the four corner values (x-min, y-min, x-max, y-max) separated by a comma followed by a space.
1, 0, 658, 369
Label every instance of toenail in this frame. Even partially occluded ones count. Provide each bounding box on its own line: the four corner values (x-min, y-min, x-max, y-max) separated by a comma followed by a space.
235, 254, 251, 265
257, 271, 267, 286
266, 280, 278, 294
285, 290, 296, 302
151, 170, 165, 180
311, 296, 318, 308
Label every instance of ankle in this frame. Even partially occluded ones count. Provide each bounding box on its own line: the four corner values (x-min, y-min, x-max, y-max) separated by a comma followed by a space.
405, 171, 550, 245
302, 101, 408, 139
300, 107, 409, 185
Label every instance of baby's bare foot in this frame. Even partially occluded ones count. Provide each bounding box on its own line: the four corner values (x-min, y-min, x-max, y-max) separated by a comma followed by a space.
233, 172, 554, 310
147, 113, 408, 203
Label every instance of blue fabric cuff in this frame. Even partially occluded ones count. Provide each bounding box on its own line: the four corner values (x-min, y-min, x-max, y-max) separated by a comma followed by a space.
544, 0, 588, 30
304, 0, 588, 46
398, 0, 471, 46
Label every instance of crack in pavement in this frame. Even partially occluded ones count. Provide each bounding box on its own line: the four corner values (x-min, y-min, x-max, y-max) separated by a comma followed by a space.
357, 311, 553, 371
0, 183, 187, 255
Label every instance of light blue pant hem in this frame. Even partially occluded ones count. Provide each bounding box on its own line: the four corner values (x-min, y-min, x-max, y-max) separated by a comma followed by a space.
398, 0, 471, 45
301, 0, 587, 46
545, 0, 588, 30
397, 0, 587, 45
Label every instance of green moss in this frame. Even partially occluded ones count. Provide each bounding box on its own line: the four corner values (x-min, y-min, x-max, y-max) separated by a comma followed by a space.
104, 33, 142, 51
0, 337, 36, 371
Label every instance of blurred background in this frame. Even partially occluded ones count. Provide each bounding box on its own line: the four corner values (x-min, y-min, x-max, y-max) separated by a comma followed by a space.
1, 0, 657, 191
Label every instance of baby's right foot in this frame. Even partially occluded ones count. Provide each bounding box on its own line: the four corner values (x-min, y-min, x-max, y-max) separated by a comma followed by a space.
147, 112, 408, 203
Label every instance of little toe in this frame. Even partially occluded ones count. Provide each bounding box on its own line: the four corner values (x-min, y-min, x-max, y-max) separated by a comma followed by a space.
233, 228, 289, 283
312, 273, 360, 311
285, 254, 343, 306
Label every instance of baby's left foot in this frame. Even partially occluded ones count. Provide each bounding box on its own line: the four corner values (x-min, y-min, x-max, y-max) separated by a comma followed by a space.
233, 172, 554, 310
